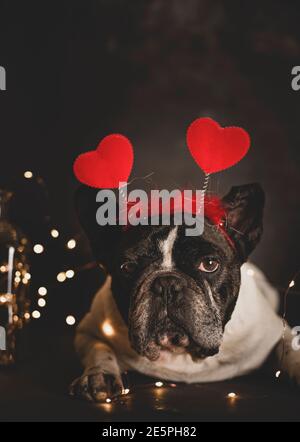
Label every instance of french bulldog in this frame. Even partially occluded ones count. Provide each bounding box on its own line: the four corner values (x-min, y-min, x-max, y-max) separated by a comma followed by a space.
70, 183, 300, 402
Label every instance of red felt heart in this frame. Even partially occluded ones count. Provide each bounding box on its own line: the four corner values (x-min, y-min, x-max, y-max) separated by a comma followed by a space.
73, 134, 134, 188
186, 117, 250, 174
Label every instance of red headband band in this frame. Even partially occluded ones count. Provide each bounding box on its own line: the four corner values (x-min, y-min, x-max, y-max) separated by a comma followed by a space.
121, 192, 234, 248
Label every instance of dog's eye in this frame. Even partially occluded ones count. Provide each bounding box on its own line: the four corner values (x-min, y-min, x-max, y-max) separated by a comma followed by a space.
199, 258, 219, 273
120, 261, 137, 274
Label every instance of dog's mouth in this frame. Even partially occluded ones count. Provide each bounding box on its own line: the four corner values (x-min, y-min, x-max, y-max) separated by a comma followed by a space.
139, 319, 220, 361
142, 336, 220, 361
157, 331, 190, 351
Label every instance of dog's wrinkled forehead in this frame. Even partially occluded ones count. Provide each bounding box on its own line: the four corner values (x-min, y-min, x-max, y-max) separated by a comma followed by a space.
120, 220, 234, 266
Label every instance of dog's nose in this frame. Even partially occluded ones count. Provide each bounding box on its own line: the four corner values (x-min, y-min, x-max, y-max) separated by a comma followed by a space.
152, 274, 184, 298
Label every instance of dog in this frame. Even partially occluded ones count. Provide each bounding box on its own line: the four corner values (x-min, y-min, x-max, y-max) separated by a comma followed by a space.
70, 183, 300, 402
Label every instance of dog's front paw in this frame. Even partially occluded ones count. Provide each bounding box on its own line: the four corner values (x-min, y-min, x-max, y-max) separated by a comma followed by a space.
69, 369, 124, 402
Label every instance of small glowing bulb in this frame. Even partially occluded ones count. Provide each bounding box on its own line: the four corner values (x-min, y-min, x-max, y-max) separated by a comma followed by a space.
66, 315, 76, 326
0, 265, 7, 273
67, 239, 76, 249
102, 320, 115, 337
289, 280, 295, 288
50, 229, 59, 238
22, 277, 29, 284
14, 276, 21, 283
66, 269, 75, 279
57, 272, 66, 282
32, 310, 41, 319
38, 287, 47, 296
227, 392, 237, 398
105, 398, 112, 403
24, 312, 31, 320
275, 370, 281, 378
15, 270, 21, 277
24, 171, 33, 179
24, 272, 31, 280
0, 296, 7, 303
38, 298, 46, 307
13, 315, 19, 322
123, 388, 130, 395
155, 381, 164, 388
33, 244, 44, 254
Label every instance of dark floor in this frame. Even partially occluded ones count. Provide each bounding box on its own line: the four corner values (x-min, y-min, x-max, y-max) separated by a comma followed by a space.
1, 331, 300, 422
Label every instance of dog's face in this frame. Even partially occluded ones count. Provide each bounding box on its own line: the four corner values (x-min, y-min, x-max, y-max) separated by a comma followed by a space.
77, 183, 264, 361
111, 221, 240, 361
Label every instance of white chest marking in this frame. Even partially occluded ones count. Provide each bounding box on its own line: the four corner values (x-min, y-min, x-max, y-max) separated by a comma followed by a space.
159, 227, 178, 269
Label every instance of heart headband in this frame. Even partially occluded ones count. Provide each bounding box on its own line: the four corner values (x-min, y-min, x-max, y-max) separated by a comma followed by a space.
73, 117, 250, 191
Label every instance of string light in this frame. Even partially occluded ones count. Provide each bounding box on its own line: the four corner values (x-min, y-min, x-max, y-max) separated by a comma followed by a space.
38, 287, 47, 296
67, 239, 76, 249
155, 381, 164, 388
32, 310, 41, 319
66, 315, 76, 326
33, 244, 44, 254
38, 298, 46, 307
123, 388, 130, 395
289, 280, 295, 288
275, 370, 281, 379
102, 320, 115, 337
65, 269, 75, 279
57, 272, 66, 282
105, 398, 112, 403
50, 229, 59, 238
24, 171, 33, 179
227, 392, 237, 398
5, 172, 88, 336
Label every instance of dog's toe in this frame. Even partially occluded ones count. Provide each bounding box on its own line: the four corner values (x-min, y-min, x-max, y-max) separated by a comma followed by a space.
103, 373, 124, 398
89, 373, 108, 401
69, 375, 94, 402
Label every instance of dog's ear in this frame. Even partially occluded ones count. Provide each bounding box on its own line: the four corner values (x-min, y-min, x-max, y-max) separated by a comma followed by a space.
222, 183, 265, 261
75, 185, 122, 269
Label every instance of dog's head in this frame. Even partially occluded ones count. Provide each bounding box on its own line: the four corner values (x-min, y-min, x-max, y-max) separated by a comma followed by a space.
76, 183, 264, 361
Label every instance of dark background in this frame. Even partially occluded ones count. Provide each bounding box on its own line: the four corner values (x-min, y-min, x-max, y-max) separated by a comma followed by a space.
1, 0, 300, 286
1, 0, 300, 421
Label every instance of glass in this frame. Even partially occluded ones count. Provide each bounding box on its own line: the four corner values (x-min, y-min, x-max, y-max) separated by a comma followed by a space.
0, 190, 31, 365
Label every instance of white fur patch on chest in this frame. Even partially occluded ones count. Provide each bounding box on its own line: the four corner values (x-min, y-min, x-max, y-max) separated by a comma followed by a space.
159, 226, 178, 269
